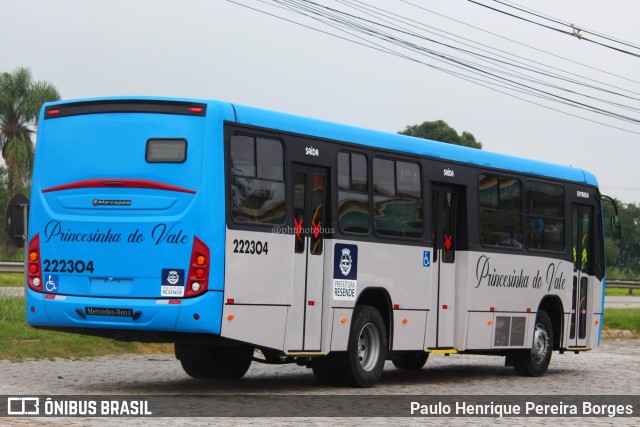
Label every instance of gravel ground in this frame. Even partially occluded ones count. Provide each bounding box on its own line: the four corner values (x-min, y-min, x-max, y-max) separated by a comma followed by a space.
0, 339, 638, 426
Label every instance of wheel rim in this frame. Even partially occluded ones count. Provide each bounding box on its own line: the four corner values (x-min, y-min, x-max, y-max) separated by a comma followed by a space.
532, 322, 550, 364
357, 322, 380, 371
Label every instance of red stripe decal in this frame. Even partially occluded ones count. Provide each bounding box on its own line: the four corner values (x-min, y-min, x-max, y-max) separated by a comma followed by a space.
42, 178, 196, 194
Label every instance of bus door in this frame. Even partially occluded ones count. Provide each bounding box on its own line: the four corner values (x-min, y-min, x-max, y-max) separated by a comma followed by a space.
570, 204, 593, 348
289, 165, 328, 351
431, 184, 462, 348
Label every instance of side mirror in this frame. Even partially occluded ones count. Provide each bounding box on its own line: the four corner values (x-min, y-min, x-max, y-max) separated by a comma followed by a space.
5, 193, 29, 248
610, 215, 622, 241
600, 194, 621, 241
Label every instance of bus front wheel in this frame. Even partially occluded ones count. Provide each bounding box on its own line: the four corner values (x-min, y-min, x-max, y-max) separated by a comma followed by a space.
341, 305, 387, 387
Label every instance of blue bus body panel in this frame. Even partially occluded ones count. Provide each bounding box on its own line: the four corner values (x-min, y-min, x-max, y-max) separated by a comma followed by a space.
27, 98, 235, 334
27, 288, 224, 334
232, 104, 598, 186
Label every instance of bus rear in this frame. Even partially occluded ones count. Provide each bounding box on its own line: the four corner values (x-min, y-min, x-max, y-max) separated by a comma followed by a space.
26, 99, 229, 340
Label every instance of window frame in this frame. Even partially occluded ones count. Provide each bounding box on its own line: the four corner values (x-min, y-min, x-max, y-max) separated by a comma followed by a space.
372, 155, 424, 240
228, 133, 286, 226
145, 138, 188, 164
337, 151, 371, 235
478, 172, 524, 250
524, 178, 566, 253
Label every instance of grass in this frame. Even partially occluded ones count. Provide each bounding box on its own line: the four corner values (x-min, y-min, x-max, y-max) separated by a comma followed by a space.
602, 308, 640, 333
0, 297, 171, 361
0, 273, 23, 287
605, 287, 638, 296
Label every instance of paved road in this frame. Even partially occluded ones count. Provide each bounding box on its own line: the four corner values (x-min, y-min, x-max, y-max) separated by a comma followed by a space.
0, 287, 23, 298
605, 296, 640, 308
0, 339, 639, 426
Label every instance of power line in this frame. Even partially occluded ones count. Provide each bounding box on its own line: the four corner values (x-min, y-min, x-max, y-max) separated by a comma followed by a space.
342, 0, 640, 102
468, 0, 640, 58
495, 0, 640, 52
223, 0, 410, 60
335, 0, 640, 112
400, 0, 640, 86
276, 0, 640, 120
240, 0, 640, 128
224, 0, 640, 134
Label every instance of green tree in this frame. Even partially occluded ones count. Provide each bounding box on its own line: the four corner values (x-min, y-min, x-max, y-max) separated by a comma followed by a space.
0, 67, 60, 196
400, 120, 482, 149
0, 165, 21, 260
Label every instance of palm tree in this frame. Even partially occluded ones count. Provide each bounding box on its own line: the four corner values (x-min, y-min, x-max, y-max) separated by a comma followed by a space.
0, 67, 60, 195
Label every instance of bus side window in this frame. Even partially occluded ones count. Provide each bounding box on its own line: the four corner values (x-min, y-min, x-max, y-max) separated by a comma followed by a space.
230, 135, 285, 225
373, 158, 422, 239
230, 135, 255, 176
337, 152, 370, 234
479, 174, 522, 249
525, 180, 565, 252
256, 137, 283, 181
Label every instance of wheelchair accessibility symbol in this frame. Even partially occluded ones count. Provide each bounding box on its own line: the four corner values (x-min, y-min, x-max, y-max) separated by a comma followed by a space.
45, 275, 59, 293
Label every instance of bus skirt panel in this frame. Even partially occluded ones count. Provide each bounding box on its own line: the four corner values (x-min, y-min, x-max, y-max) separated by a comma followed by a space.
25, 288, 224, 334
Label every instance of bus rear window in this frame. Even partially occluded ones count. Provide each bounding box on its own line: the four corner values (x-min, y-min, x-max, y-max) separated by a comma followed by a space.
146, 139, 187, 163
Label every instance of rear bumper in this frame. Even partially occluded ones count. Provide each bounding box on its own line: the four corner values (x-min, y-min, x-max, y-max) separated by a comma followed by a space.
26, 288, 223, 335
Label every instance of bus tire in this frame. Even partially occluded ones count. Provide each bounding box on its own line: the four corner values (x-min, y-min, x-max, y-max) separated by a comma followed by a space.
179, 356, 213, 379
175, 342, 213, 379
513, 309, 553, 377
176, 343, 253, 380
341, 305, 387, 388
392, 351, 429, 371
208, 344, 254, 380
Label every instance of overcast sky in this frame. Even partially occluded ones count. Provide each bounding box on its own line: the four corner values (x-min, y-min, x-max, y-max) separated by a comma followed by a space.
2, 0, 639, 204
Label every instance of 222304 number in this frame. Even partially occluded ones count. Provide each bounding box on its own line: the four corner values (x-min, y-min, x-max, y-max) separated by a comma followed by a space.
233, 239, 269, 255
43, 259, 95, 273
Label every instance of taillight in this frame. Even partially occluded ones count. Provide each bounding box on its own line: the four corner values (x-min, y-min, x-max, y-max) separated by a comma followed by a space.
27, 235, 43, 293
185, 236, 210, 298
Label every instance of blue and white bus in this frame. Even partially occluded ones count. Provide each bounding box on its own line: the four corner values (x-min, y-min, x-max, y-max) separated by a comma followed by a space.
23, 97, 614, 387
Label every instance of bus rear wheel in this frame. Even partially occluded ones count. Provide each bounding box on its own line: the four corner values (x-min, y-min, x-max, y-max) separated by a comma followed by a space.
340, 305, 387, 388
175, 343, 254, 380
512, 309, 553, 377
392, 351, 429, 371
178, 355, 211, 379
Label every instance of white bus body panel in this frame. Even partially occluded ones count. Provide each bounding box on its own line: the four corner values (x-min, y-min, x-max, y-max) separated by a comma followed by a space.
222, 227, 600, 354
222, 229, 293, 351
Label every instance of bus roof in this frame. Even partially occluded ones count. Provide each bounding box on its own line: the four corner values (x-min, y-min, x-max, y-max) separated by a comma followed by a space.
232, 103, 598, 187
41, 97, 598, 187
